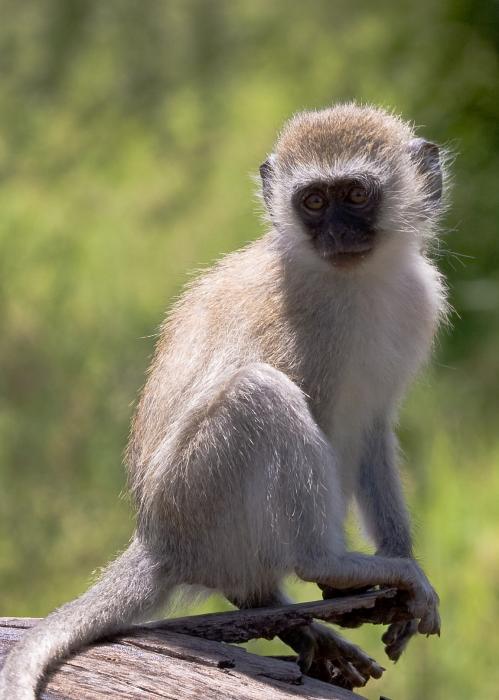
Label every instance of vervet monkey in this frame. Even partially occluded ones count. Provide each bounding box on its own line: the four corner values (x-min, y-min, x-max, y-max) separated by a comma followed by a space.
0, 103, 448, 698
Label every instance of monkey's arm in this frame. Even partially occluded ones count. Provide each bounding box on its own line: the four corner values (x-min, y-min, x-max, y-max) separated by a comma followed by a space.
355, 421, 420, 660
356, 421, 413, 558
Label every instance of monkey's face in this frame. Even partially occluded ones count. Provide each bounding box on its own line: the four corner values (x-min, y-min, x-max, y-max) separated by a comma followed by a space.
260, 104, 444, 271
290, 175, 382, 268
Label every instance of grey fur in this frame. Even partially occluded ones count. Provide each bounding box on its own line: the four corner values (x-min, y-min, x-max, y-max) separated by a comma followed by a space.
358, 421, 413, 559
0, 103, 449, 698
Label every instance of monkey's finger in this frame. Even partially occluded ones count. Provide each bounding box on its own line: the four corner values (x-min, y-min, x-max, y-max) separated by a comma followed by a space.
364, 658, 384, 680
334, 659, 368, 688
387, 619, 419, 644
308, 658, 334, 684
345, 655, 384, 680
383, 619, 418, 661
330, 640, 385, 679
296, 646, 315, 674
385, 639, 408, 663
417, 606, 441, 636
330, 672, 354, 691
282, 626, 317, 674
330, 671, 355, 691
382, 621, 404, 645
354, 657, 383, 680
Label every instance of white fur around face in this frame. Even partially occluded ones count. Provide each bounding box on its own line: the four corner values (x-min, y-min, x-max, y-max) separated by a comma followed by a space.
318, 248, 446, 498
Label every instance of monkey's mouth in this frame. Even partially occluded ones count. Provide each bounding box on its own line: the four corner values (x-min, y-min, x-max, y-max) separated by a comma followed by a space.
328, 248, 373, 267
316, 242, 374, 268
311, 234, 375, 268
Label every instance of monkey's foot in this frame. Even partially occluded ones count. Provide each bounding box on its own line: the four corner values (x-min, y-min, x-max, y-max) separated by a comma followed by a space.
280, 622, 384, 689
382, 618, 419, 661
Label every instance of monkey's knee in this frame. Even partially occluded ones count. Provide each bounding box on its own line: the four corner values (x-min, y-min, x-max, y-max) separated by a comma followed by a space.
226, 362, 307, 406
223, 363, 319, 435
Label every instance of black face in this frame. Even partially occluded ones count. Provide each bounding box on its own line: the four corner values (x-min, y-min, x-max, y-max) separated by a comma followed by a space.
292, 176, 382, 267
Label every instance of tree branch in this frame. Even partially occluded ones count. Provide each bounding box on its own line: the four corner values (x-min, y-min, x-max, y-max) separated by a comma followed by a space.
0, 588, 407, 699
141, 587, 411, 644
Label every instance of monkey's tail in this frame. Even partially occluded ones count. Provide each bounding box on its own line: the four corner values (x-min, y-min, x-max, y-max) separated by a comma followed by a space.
0, 537, 174, 700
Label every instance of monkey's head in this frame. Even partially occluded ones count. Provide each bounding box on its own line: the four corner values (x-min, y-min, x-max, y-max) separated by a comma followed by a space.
260, 104, 444, 269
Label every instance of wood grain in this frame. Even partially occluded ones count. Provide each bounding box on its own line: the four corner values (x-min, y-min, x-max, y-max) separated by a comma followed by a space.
0, 589, 409, 699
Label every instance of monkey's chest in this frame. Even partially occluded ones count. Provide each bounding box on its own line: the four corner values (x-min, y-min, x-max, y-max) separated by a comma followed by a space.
322, 345, 394, 488
311, 303, 428, 490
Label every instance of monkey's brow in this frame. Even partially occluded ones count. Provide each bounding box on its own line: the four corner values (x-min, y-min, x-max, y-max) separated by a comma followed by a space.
291, 173, 382, 193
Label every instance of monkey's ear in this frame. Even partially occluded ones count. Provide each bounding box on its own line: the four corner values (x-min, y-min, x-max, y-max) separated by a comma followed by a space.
406, 138, 442, 203
259, 154, 276, 208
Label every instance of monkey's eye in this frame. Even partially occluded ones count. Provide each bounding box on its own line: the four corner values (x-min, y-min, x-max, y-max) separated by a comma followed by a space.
302, 192, 327, 211
347, 186, 369, 205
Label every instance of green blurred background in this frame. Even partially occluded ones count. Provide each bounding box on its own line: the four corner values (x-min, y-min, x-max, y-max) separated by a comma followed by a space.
0, 1, 498, 698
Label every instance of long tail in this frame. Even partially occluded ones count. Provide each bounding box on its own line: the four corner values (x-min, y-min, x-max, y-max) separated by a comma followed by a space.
0, 537, 173, 700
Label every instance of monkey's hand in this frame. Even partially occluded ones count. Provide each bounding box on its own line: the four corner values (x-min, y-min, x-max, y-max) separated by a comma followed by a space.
319, 583, 420, 660
298, 554, 440, 640
381, 618, 419, 661
280, 622, 385, 689
377, 558, 440, 640
374, 550, 437, 661
380, 560, 440, 661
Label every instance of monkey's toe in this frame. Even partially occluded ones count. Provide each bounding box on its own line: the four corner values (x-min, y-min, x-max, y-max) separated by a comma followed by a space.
305, 623, 384, 687
281, 621, 384, 688
332, 659, 369, 689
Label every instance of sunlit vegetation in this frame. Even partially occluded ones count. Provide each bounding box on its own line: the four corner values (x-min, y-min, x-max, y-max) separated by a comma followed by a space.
0, 2, 497, 698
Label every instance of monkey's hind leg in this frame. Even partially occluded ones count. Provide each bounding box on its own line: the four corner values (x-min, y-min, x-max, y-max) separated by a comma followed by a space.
229, 592, 384, 689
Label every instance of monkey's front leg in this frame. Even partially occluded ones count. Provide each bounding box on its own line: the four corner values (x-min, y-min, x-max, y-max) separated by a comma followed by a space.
228, 592, 384, 689
354, 422, 431, 660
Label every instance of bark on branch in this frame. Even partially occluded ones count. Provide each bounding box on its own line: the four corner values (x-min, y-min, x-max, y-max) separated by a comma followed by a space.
0, 588, 407, 699
142, 587, 411, 643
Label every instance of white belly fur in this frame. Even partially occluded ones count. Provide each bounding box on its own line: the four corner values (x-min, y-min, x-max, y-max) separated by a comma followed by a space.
325, 253, 445, 496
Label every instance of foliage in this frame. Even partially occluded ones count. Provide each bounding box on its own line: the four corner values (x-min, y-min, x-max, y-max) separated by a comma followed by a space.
0, 2, 497, 698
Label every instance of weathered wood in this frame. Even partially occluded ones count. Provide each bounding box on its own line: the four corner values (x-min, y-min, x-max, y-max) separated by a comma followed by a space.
0, 589, 410, 699
142, 587, 411, 643
0, 621, 365, 699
